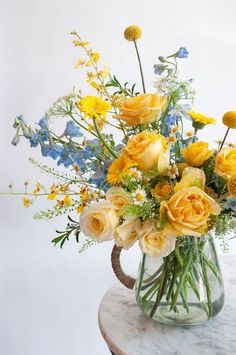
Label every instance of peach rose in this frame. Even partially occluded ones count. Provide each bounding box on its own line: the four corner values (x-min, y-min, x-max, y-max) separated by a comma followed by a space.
106, 187, 130, 211
139, 219, 176, 257
123, 130, 169, 172
160, 186, 221, 237
214, 147, 236, 179
182, 141, 214, 167
80, 201, 119, 242
114, 217, 141, 249
114, 93, 168, 126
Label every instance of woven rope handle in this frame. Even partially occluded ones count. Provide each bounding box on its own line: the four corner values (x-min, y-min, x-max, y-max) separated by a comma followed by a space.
111, 244, 136, 289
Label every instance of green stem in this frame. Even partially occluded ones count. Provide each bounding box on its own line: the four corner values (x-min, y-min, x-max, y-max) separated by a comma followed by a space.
170, 254, 192, 311
92, 118, 118, 159
219, 127, 230, 152
201, 257, 213, 318
149, 260, 169, 318
133, 40, 146, 93
137, 254, 147, 297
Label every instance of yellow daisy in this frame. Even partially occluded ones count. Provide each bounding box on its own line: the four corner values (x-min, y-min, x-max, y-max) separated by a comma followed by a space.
107, 155, 137, 185
78, 96, 111, 119
188, 111, 216, 125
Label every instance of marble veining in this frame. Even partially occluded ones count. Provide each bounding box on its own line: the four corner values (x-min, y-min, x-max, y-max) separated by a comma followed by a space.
98, 256, 236, 355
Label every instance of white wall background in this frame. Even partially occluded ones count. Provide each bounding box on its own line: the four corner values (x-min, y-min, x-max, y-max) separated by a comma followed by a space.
1, 1, 236, 354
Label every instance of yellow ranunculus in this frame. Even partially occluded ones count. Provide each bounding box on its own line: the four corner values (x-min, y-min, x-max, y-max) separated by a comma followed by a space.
138, 219, 176, 257
123, 130, 170, 172
114, 93, 168, 126
160, 186, 221, 237
80, 201, 119, 242
151, 182, 172, 198
214, 147, 236, 179
114, 217, 141, 249
174, 167, 206, 192
106, 187, 130, 210
182, 141, 214, 167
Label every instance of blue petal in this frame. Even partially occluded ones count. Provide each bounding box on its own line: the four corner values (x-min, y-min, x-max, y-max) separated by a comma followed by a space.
64, 121, 83, 138
38, 117, 49, 130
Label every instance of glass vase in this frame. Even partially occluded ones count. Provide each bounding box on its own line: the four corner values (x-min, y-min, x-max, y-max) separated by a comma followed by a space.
135, 234, 224, 325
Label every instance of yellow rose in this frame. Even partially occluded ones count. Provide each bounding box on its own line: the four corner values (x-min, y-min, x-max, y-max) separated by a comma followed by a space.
160, 186, 221, 237
214, 147, 236, 179
174, 167, 206, 192
80, 201, 119, 242
114, 217, 141, 249
114, 93, 168, 126
182, 141, 214, 167
139, 219, 176, 257
123, 130, 170, 172
106, 187, 130, 210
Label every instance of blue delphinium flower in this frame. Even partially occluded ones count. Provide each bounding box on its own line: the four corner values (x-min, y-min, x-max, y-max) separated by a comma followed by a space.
154, 64, 165, 75
176, 47, 188, 58
224, 197, 236, 212
38, 117, 49, 130
64, 121, 83, 138
16, 114, 27, 125
30, 129, 49, 147
41, 144, 63, 159
11, 131, 20, 146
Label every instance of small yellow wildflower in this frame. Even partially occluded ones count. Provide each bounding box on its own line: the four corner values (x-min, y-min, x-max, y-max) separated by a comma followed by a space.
133, 189, 146, 204
85, 52, 100, 67
64, 195, 72, 206
222, 111, 236, 129
171, 126, 179, 134
74, 58, 85, 69
124, 25, 142, 41
186, 130, 194, 137
33, 182, 41, 195
86, 72, 97, 83
188, 111, 216, 125
107, 155, 137, 185
74, 164, 80, 173
47, 183, 58, 200
168, 135, 176, 143
97, 66, 110, 79
23, 197, 31, 208
78, 96, 111, 119
59, 185, 69, 193
73, 40, 90, 47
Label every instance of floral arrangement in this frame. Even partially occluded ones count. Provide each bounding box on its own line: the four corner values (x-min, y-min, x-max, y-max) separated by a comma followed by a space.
9, 25, 236, 321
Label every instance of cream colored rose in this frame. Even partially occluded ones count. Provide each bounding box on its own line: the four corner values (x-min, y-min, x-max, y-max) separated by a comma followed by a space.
123, 130, 170, 173
115, 217, 141, 249
80, 201, 119, 242
160, 186, 221, 237
174, 167, 206, 192
214, 147, 236, 179
106, 187, 130, 211
139, 219, 176, 257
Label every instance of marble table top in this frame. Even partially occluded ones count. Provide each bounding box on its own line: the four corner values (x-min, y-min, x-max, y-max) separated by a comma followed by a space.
98, 256, 236, 355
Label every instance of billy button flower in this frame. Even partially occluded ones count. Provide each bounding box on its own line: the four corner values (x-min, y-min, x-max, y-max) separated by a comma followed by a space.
219, 111, 236, 151
123, 25, 145, 93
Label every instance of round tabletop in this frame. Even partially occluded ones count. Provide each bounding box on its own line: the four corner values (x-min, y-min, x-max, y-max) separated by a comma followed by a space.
98, 256, 236, 355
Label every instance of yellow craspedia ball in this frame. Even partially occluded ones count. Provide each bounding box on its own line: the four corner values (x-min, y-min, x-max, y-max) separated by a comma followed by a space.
124, 25, 142, 41
228, 174, 236, 197
222, 111, 236, 129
